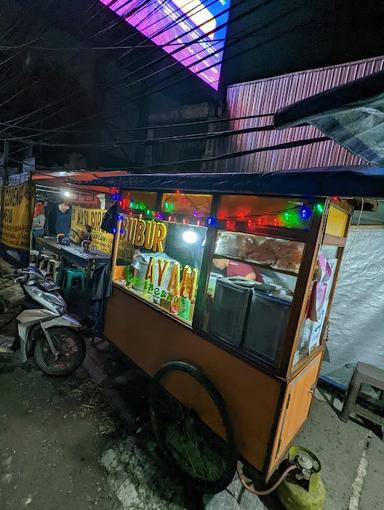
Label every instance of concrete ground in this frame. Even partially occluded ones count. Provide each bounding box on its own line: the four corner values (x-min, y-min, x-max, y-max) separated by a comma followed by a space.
1, 340, 383, 510
292, 389, 384, 510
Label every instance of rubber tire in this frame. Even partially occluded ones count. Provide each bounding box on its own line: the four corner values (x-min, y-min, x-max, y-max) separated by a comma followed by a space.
33, 327, 86, 376
149, 360, 237, 494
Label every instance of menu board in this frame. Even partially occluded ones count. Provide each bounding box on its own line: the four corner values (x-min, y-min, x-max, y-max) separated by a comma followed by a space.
71, 206, 113, 254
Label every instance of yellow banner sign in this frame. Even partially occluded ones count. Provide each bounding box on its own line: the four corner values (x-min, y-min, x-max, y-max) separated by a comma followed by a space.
1, 181, 34, 250
71, 206, 113, 254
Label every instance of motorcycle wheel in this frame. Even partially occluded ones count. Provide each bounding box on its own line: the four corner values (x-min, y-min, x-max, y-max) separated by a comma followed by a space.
33, 327, 86, 376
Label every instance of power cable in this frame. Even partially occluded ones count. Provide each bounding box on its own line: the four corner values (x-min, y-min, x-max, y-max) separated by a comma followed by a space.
90, 0, 160, 39
0, 112, 274, 136
56, 0, 305, 132
0, 0, 225, 138
115, 0, 224, 61
8, 136, 329, 172
1, 0, 245, 148
1, 0, 328, 161
108, 0, 321, 112
6, 0, 263, 143
0, 41, 227, 51
102, 0, 243, 90
115, 0, 311, 96
0, 123, 276, 147
134, 136, 330, 170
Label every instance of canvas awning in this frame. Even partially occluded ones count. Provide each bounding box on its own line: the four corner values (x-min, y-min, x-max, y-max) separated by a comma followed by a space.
85, 166, 384, 198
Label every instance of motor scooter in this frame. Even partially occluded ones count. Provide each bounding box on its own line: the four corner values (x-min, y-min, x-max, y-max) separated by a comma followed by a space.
0, 267, 86, 376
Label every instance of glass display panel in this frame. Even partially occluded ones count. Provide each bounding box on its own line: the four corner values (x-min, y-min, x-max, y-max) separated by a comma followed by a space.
161, 193, 212, 217
218, 195, 319, 230
293, 246, 338, 366
120, 191, 157, 213
215, 231, 304, 275
113, 214, 207, 326
203, 230, 304, 365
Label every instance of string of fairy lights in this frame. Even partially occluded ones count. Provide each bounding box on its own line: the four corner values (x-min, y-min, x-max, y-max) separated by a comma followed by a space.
110, 188, 327, 233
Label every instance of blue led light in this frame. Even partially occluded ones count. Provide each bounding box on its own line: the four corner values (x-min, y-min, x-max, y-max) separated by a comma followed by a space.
299, 206, 312, 220
206, 216, 217, 227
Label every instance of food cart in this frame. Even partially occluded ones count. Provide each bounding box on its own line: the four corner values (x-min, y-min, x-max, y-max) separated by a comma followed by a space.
89, 168, 383, 491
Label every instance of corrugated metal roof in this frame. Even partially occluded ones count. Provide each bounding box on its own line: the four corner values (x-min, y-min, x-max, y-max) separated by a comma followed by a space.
208, 55, 384, 173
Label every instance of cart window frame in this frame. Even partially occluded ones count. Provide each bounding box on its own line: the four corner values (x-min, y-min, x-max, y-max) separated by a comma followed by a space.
112, 190, 211, 327
192, 194, 328, 378
111, 190, 330, 379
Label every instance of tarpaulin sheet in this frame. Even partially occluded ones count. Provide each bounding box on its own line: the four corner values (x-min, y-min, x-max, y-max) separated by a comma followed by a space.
274, 70, 384, 165
294, 93, 384, 166
88, 166, 384, 198
321, 228, 384, 385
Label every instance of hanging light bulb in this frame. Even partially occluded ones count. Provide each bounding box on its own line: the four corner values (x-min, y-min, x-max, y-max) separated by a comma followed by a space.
226, 220, 236, 230
182, 230, 198, 244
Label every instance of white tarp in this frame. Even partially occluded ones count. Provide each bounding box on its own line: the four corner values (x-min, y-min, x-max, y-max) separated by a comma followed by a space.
321, 227, 384, 385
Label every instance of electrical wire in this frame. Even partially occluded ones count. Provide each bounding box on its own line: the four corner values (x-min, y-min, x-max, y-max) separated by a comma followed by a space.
118, 0, 313, 98
1, 15, 255, 152
0, 0, 332, 164
137, 136, 329, 170
49, 0, 308, 136
4, 0, 272, 144
0, 123, 276, 145
114, 0, 230, 62
0, 0, 231, 139
0, 42, 226, 51
102, 0, 248, 90
7, 136, 329, 172
0, 112, 274, 135
91, 0, 164, 39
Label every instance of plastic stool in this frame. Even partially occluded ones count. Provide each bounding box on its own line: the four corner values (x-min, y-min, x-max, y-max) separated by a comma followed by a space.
62, 268, 86, 290
341, 362, 384, 438
47, 259, 61, 283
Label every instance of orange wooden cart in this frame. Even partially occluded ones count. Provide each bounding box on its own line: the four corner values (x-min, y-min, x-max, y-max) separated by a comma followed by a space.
96, 169, 356, 488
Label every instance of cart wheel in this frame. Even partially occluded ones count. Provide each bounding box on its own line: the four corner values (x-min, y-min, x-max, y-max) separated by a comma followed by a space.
149, 361, 237, 494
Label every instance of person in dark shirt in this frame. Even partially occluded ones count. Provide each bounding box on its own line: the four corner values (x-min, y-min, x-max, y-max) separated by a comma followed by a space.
55, 202, 72, 236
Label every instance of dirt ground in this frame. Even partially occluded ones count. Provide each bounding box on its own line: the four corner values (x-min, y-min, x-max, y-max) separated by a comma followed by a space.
0, 362, 121, 510
0, 346, 192, 510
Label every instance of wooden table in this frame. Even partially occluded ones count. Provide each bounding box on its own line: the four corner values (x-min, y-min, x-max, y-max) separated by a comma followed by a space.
36, 237, 111, 281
